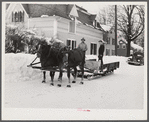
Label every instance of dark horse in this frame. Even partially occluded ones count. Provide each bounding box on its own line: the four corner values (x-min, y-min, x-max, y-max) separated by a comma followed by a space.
37, 41, 67, 86
66, 48, 85, 87
38, 41, 85, 87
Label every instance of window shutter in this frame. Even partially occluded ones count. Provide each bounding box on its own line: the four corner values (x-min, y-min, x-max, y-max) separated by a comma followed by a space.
15, 12, 17, 22
22, 11, 24, 22
12, 12, 13, 22
18, 12, 20, 22
94, 44, 97, 55
20, 11, 22, 22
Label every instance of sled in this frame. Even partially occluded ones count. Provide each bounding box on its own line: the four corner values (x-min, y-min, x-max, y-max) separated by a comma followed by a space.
77, 61, 120, 80
27, 57, 120, 80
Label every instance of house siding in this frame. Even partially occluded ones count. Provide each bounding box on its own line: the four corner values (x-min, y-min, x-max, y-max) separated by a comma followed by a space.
117, 48, 127, 57
103, 29, 116, 56
29, 17, 54, 37
117, 43, 127, 56
57, 18, 103, 55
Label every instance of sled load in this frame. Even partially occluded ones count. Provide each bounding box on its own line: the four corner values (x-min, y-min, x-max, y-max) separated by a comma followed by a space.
77, 60, 120, 80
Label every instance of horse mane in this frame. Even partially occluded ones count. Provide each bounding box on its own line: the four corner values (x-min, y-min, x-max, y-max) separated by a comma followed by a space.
39, 42, 67, 67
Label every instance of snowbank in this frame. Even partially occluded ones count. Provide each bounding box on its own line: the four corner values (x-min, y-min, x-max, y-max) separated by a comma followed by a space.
5, 53, 42, 82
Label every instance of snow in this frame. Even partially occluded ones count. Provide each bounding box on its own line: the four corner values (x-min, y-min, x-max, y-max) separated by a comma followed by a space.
24, 29, 36, 35
100, 24, 112, 31
118, 36, 127, 44
3, 53, 146, 120
6, 24, 18, 29
131, 41, 143, 52
41, 15, 49, 18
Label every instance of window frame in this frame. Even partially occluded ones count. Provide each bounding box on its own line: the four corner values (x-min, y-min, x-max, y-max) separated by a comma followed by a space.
66, 39, 76, 50
107, 37, 110, 44
69, 20, 76, 34
122, 44, 126, 49
112, 50, 115, 55
90, 42, 97, 55
112, 38, 115, 45
106, 48, 110, 56
12, 11, 24, 22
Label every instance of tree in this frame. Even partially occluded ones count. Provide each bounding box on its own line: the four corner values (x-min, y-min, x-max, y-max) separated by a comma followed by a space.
98, 5, 115, 25
117, 5, 144, 56
98, 5, 145, 57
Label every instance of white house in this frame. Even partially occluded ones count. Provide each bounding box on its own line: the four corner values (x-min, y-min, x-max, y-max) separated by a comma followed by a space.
5, 3, 114, 56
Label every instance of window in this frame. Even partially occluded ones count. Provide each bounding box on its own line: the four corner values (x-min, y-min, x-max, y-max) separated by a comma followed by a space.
122, 44, 126, 49
107, 37, 110, 44
112, 50, 115, 55
12, 11, 24, 22
117, 45, 120, 49
90, 43, 97, 55
15, 12, 18, 22
69, 20, 75, 33
93, 20, 97, 27
66, 39, 76, 50
106, 49, 110, 56
112, 38, 115, 45
72, 40, 76, 49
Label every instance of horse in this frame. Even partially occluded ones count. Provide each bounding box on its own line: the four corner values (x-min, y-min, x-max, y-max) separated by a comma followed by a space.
37, 41, 67, 86
37, 41, 85, 87
65, 48, 85, 87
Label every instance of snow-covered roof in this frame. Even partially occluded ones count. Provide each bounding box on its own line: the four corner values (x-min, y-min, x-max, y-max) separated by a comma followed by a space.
100, 24, 112, 32
118, 37, 127, 45
131, 42, 143, 51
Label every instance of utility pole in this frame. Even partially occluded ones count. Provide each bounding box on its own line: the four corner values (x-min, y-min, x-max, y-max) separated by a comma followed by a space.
115, 5, 117, 56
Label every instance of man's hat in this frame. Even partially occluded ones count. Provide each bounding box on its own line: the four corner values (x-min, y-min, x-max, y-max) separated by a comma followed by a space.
81, 38, 85, 41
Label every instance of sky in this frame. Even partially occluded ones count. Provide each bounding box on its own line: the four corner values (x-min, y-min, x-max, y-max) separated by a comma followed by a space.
76, 2, 108, 14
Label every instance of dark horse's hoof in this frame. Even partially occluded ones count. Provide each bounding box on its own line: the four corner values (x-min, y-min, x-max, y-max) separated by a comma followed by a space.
42, 80, 46, 83
58, 77, 62, 81
57, 84, 61, 87
67, 85, 71, 87
50, 83, 54, 86
80, 81, 84, 84
72, 81, 76, 83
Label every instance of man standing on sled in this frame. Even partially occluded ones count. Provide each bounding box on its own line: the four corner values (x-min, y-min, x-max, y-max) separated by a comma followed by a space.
98, 40, 106, 72
78, 38, 88, 63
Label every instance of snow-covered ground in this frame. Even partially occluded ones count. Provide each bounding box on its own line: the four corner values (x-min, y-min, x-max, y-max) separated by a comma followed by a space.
3, 53, 146, 120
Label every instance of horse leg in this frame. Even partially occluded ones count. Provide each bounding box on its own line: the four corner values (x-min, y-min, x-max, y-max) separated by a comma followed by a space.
72, 66, 77, 83
42, 71, 46, 83
58, 71, 63, 81
67, 66, 71, 87
80, 63, 84, 84
50, 71, 55, 86
57, 70, 63, 87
